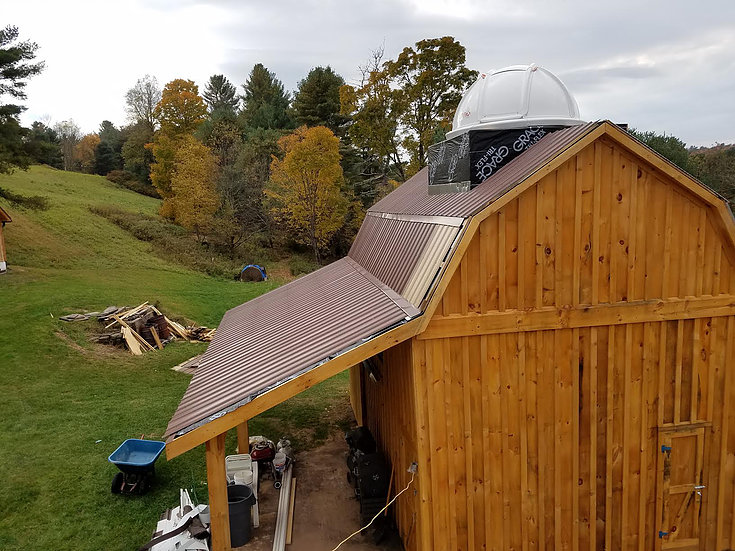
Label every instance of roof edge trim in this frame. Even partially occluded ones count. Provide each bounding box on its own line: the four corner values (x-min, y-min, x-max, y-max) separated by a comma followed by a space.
343, 256, 421, 317
365, 211, 465, 227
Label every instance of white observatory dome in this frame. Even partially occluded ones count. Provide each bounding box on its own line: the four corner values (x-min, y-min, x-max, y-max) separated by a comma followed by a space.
447, 64, 584, 138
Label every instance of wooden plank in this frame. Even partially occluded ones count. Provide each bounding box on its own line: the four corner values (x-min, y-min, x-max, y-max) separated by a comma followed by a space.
166, 317, 421, 459
411, 340, 434, 551
541, 173, 557, 307
674, 321, 684, 424
487, 333, 506, 551
627, 162, 639, 301
572, 329, 580, 551
621, 325, 632, 547
716, 317, 734, 548
499, 210, 507, 311
236, 421, 249, 455
114, 314, 154, 350
206, 433, 230, 551
150, 326, 163, 350
589, 327, 598, 551
573, 152, 584, 306
519, 333, 529, 551
662, 187, 674, 298
462, 337, 475, 551
696, 209, 706, 296
418, 295, 735, 340
690, 320, 700, 423
592, 142, 602, 305
480, 219, 488, 313
501, 334, 515, 549
605, 326, 615, 550
537, 332, 549, 551
286, 478, 296, 545
536, 184, 545, 309
122, 327, 142, 356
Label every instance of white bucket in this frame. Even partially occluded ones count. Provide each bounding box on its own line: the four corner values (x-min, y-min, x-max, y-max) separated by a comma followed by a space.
234, 470, 254, 487
273, 452, 287, 471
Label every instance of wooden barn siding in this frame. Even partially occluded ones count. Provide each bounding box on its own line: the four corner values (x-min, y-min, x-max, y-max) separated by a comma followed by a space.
363, 340, 421, 551
414, 319, 734, 551
413, 138, 735, 550
436, 139, 735, 318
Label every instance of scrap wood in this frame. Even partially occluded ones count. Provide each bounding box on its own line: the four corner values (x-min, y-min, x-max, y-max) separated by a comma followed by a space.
172, 354, 203, 374
122, 327, 142, 356
114, 315, 154, 351
150, 326, 163, 350
165, 317, 190, 341
104, 302, 149, 329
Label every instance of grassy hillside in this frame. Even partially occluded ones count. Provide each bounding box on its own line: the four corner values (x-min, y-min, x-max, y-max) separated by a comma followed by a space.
0, 166, 352, 550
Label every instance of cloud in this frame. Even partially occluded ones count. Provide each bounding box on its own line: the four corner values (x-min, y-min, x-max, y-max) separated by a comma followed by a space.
6, 0, 735, 145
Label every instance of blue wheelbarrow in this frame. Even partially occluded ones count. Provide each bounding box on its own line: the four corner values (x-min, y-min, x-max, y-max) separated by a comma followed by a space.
108, 439, 165, 495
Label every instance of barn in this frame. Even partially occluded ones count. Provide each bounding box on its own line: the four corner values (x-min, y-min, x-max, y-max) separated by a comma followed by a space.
0, 205, 11, 273
164, 67, 735, 551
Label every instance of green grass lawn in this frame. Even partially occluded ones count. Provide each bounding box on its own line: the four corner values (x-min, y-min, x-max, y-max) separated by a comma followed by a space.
0, 166, 353, 550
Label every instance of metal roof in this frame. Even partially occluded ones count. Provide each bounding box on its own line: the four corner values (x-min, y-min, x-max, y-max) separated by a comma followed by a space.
369, 121, 601, 217
348, 212, 463, 307
0, 205, 11, 223
165, 258, 420, 437
165, 121, 604, 439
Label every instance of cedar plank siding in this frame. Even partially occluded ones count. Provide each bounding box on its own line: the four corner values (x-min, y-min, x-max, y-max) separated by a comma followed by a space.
357, 136, 735, 551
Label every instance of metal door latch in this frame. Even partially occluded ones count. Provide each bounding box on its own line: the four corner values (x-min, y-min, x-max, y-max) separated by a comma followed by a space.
659, 531, 669, 538
661, 445, 672, 452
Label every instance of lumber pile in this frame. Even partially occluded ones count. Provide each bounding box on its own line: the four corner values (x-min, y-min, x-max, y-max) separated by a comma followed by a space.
63, 301, 216, 356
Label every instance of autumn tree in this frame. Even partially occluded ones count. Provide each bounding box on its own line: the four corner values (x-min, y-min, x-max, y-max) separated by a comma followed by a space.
73, 133, 100, 173
0, 25, 44, 173
125, 75, 161, 133
239, 63, 293, 131
203, 74, 239, 115
293, 66, 347, 134
267, 125, 347, 261
154, 79, 208, 136
54, 119, 81, 171
149, 79, 208, 208
387, 36, 476, 170
169, 136, 220, 239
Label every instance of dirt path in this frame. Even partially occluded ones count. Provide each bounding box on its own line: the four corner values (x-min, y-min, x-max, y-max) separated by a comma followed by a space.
235, 434, 401, 551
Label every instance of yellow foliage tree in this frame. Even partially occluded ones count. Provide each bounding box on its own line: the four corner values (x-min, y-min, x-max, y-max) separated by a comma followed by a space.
149, 79, 208, 207
73, 133, 100, 173
154, 79, 207, 136
268, 125, 347, 261
169, 136, 220, 239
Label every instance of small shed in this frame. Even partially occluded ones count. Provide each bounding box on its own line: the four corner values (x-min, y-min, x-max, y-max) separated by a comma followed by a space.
0, 205, 11, 273
165, 120, 735, 551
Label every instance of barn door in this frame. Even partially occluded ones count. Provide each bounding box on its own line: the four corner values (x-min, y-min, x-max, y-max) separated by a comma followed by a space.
656, 427, 705, 551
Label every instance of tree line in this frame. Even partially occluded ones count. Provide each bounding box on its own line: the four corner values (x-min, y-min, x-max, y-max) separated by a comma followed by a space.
2, 25, 733, 265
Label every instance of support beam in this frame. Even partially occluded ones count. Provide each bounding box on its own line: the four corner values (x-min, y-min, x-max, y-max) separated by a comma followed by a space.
236, 421, 249, 454
418, 295, 735, 340
206, 433, 231, 551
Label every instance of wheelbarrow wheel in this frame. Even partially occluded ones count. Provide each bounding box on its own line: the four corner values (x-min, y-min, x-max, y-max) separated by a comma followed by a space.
111, 473, 124, 494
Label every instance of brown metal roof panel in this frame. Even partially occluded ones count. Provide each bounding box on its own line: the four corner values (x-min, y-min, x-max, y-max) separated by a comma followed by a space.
165, 258, 418, 437
369, 122, 601, 217
348, 214, 438, 292
0, 205, 11, 223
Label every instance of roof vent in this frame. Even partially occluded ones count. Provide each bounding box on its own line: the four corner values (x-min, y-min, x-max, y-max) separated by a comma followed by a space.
428, 64, 584, 194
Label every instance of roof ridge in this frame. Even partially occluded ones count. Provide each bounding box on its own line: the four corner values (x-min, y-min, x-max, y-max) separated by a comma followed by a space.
344, 256, 421, 318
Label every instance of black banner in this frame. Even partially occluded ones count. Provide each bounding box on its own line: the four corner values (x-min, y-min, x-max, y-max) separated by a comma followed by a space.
428, 126, 562, 194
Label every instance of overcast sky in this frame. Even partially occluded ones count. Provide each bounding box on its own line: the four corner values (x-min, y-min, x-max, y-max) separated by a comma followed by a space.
7, 0, 735, 146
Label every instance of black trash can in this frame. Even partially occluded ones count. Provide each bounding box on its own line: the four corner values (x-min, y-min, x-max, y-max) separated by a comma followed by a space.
227, 484, 256, 546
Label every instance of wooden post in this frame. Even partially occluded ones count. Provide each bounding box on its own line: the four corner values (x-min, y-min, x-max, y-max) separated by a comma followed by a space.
206, 433, 231, 551
0, 224, 7, 270
236, 421, 249, 454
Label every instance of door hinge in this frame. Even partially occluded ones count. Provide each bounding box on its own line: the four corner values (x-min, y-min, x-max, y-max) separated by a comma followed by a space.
661, 445, 672, 453
659, 531, 669, 538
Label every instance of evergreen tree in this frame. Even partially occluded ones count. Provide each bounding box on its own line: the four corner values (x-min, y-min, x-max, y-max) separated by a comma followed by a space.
94, 141, 117, 175
0, 25, 44, 173
239, 63, 293, 131
292, 66, 347, 135
97, 120, 123, 171
24, 121, 62, 168
121, 121, 154, 183
203, 74, 239, 115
